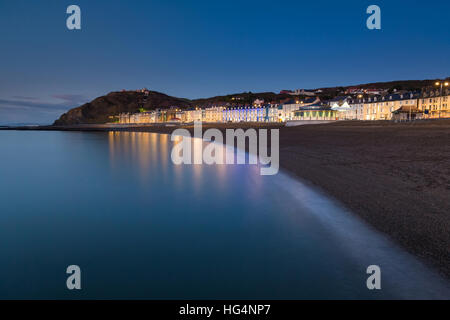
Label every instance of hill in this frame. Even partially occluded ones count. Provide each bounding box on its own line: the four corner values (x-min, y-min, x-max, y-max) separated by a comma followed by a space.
54, 90, 191, 125
311, 78, 449, 100
191, 92, 293, 106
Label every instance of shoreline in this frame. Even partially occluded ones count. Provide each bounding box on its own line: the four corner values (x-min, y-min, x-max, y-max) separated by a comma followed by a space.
2, 120, 450, 278
278, 120, 450, 279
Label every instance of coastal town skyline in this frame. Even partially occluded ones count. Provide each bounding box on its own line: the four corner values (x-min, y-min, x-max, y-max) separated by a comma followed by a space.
1, 0, 450, 124
48, 77, 448, 126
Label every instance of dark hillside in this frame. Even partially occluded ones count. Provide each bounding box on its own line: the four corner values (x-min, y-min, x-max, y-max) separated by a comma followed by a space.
54, 91, 191, 125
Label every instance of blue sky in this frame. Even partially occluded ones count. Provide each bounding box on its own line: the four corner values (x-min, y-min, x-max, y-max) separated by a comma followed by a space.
0, 0, 449, 124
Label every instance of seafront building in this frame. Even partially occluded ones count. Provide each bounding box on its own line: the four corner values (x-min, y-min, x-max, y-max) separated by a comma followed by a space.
278, 97, 320, 121
223, 106, 266, 122
294, 103, 337, 120
184, 108, 203, 122
119, 104, 282, 124
418, 89, 450, 119
117, 88, 450, 124
204, 106, 225, 122
329, 96, 353, 120
346, 92, 421, 121
119, 111, 157, 124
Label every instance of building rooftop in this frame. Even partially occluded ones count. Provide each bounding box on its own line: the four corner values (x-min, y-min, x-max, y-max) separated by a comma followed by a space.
348, 91, 421, 104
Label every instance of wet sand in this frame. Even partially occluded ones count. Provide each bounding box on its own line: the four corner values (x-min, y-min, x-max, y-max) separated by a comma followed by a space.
2, 119, 450, 277
278, 120, 450, 278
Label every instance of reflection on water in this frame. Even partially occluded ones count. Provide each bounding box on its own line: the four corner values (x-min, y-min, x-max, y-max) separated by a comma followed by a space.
0, 131, 449, 299
107, 131, 263, 195
109, 132, 156, 178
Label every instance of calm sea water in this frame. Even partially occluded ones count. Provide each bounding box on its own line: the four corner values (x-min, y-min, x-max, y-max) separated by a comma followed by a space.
0, 130, 449, 299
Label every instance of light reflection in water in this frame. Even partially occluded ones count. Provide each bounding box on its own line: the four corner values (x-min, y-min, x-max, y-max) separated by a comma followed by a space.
108, 132, 167, 184
107, 131, 264, 194
160, 134, 168, 175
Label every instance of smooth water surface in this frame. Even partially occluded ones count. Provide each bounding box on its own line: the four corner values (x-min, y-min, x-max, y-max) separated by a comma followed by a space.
0, 131, 449, 299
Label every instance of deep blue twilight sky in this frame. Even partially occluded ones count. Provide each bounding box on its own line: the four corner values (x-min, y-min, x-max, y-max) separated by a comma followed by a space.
0, 0, 449, 124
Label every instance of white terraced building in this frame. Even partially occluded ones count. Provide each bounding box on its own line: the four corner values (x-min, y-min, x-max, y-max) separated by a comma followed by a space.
347, 92, 420, 120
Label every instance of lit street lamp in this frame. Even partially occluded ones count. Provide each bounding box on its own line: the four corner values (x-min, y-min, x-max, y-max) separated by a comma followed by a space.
435, 81, 449, 119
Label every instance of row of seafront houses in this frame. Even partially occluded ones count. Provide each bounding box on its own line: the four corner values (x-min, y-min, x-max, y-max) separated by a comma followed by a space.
118, 88, 450, 124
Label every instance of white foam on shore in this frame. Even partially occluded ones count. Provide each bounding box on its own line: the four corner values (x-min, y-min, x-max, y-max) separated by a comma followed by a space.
173, 133, 450, 299
272, 171, 450, 299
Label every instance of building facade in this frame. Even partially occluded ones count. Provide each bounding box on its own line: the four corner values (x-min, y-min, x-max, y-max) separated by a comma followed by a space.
118, 111, 158, 124
204, 106, 225, 122
418, 89, 450, 119
347, 92, 420, 120
293, 106, 337, 120
279, 97, 320, 121
117, 89, 450, 125
223, 106, 266, 122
